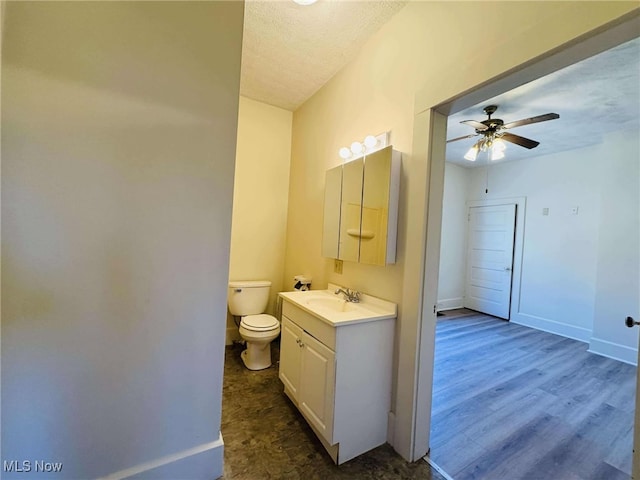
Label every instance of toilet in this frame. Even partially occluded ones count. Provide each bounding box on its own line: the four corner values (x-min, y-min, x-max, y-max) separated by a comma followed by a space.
227, 280, 280, 370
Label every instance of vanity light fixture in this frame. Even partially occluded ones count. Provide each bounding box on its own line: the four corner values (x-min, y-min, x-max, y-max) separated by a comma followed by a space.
350, 141, 364, 155
339, 147, 352, 160
339, 132, 390, 161
364, 135, 377, 149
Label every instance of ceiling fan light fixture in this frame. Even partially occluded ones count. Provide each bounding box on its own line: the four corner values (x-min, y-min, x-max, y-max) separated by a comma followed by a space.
464, 145, 479, 161
490, 148, 505, 161
449, 105, 560, 161
493, 138, 506, 152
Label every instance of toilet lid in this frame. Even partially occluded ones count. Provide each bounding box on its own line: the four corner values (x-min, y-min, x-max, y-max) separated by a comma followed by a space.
241, 314, 279, 331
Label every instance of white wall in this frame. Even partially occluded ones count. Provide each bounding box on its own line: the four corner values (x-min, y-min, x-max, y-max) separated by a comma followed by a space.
227, 97, 292, 343
441, 129, 639, 363
1, 2, 243, 478
591, 129, 640, 364
437, 163, 471, 310
468, 146, 602, 340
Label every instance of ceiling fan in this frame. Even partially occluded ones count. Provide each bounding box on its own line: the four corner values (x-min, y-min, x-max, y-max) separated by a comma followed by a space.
447, 105, 559, 161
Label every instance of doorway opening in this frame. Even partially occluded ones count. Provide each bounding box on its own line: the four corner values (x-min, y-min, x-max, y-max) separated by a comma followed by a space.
417, 13, 640, 479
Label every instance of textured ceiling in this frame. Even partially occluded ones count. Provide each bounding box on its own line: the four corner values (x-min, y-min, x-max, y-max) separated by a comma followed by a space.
241, 0, 408, 111
446, 37, 640, 167
241, 2, 638, 161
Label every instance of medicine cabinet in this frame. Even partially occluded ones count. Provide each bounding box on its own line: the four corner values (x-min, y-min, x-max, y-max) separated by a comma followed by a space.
321, 146, 400, 266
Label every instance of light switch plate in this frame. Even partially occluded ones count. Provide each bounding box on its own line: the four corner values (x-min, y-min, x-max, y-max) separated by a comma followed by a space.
334, 259, 343, 274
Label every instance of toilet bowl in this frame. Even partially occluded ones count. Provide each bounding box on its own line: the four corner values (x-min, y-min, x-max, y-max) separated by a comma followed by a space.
228, 280, 280, 371
239, 314, 280, 370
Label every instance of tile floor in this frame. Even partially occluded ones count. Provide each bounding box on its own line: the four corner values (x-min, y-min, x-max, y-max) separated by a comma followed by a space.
221, 342, 445, 479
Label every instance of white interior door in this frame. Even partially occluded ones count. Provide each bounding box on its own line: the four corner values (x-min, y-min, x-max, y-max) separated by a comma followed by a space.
464, 204, 516, 319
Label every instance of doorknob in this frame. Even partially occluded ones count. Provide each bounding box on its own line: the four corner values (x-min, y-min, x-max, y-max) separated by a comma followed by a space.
504, 267, 512, 271
625, 316, 639, 328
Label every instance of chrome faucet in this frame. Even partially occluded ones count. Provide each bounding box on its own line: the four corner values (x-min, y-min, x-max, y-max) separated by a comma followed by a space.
334, 288, 360, 303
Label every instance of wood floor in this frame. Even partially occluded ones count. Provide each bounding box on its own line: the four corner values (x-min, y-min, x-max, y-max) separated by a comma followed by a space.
428, 310, 636, 480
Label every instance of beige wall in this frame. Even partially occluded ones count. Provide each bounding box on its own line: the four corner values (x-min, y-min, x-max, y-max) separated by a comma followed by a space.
284, 1, 638, 459
1, 2, 243, 478
227, 96, 292, 339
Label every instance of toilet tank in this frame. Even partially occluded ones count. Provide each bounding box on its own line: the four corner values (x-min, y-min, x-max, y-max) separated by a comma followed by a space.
228, 280, 271, 316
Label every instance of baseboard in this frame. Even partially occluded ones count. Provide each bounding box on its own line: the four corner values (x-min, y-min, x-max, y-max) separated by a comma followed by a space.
588, 337, 638, 366
511, 312, 591, 343
98, 433, 224, 480
436, 297, 463, 311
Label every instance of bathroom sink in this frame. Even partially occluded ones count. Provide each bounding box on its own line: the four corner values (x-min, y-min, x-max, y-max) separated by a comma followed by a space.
279, 284, 397, 326
304, 296, 357, 313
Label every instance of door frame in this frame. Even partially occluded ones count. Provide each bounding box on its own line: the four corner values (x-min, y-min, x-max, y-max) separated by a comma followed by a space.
466, 197, 526, 321
409, 10, 640, 463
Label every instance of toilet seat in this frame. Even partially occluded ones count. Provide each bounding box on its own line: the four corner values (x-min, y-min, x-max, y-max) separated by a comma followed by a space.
241, 314, 279, 332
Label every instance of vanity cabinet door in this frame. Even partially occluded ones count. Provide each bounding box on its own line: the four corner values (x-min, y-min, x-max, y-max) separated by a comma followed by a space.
279, 316, 303, 402
299, 331, 336, 444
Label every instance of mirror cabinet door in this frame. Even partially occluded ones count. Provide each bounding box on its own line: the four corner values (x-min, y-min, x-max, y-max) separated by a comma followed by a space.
360, 146, 392, 266
339, 158, 364, 262
322, 165, 342, 259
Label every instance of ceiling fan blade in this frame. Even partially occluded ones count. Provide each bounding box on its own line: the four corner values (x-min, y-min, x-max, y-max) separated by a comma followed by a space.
447, 133, 478, 143
503, 113, 559, 129
501, 132, 540, 149
461, 120, 488, 131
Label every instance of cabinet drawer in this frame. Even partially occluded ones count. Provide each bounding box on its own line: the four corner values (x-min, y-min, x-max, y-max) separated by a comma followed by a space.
282, 301, 336, 350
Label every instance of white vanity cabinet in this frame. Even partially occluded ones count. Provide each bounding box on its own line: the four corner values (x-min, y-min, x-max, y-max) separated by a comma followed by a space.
278, 294, 396, 465
281, 316, 336, 441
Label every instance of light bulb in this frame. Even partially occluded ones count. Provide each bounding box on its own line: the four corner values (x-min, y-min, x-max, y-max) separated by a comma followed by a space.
493, 139, 506, 152
292, 0, 318, 5
339, 147, 351, 159
364, 135, 377, 149
464, 146, 478, 161
350, 141, 364, 155
490, 148, 505, 161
